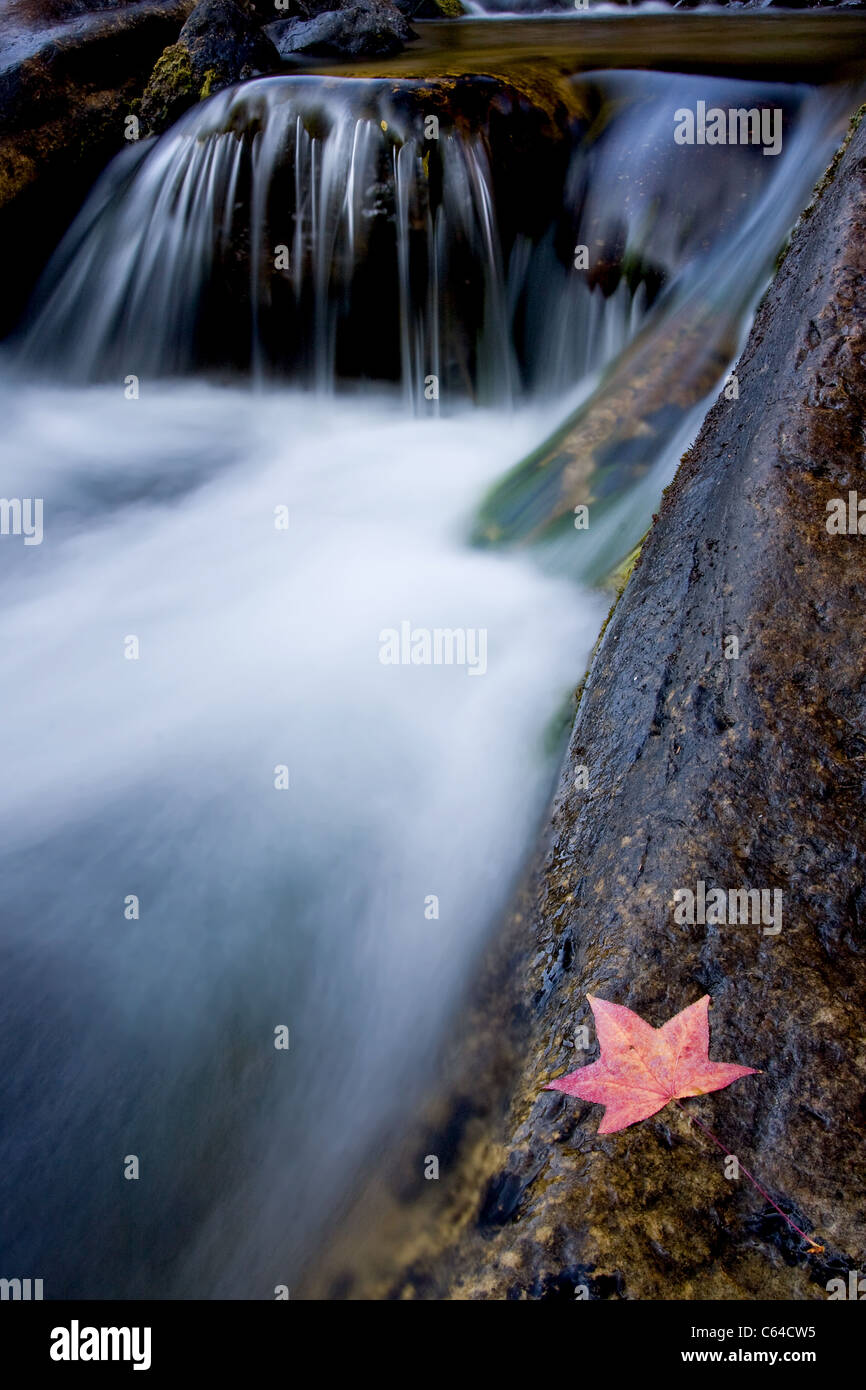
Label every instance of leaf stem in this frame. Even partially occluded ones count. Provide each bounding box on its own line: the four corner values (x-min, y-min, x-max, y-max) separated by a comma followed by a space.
672, 1099, 823, 1253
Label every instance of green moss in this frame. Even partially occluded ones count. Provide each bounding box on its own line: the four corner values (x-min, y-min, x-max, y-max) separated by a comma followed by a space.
150, 44, 194, 101
140, 43, 195, 136
599, 536, 644, 596
199, 68, 218, 101
433, 0, 466, 15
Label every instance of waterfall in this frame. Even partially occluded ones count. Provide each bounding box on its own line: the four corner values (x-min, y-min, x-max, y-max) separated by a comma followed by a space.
472, 72, 854, 575
17, 71, 846, 417
18, 78, 529, 400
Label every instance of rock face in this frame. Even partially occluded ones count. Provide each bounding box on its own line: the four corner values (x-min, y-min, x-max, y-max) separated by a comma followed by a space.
364, 109, 866, 1300
265, 1, 413, 60
0, 0, 195, 337
139, 0, 279, 133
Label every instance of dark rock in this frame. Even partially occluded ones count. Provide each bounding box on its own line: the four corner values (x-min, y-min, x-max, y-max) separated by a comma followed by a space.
3, 0, 163, 22
137, 41, 196, 133
265, 2, 414, 60
204, 72, 577, 384
178, 0, 278, 83
139, 0, 279, 134
236, 0, 299, 17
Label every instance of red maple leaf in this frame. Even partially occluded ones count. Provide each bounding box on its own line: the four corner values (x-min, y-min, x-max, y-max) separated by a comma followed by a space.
546, 994, 824, 1254
546, 994, 756, 1134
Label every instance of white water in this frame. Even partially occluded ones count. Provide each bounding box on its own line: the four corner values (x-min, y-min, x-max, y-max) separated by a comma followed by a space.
0, 379, 604, 1295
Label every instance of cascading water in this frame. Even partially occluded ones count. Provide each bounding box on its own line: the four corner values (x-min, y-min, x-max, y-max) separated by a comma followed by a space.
18, 77, 537, 404
0, 60, 855, 1296
474, 72, 855, 577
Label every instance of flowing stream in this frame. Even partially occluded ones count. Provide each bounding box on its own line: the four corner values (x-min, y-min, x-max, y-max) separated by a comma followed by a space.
0, 35, 857, 1296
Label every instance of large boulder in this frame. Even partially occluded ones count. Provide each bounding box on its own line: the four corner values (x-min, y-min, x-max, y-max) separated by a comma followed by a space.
265, 2, 414, 60
178, 0, 279, 82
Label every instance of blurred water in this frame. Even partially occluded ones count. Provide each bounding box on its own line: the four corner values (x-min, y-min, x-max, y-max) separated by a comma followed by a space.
17, 75, 645, 402
0, 381, 606, 1295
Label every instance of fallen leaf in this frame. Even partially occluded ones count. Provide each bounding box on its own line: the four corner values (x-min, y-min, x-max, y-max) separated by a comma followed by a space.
546, 994, 756, 1133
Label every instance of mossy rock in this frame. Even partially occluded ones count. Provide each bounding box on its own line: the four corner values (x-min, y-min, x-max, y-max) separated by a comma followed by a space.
139, 43, 195, 136
138, 0, 280, 137
198, 68, 219, 100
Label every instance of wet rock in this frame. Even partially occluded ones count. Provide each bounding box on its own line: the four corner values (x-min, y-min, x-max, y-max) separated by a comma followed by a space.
182, 72, 577, 386
265, 1, 414, 60
471, 88, 806, 568
233, 0, 295, 16
269, 0, 459, 15
178, 0, 279, 84
137, 41, 196, 133
139, 0, 279, 134
3, 0, 167, 21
